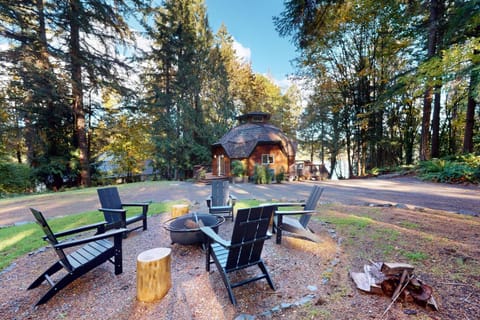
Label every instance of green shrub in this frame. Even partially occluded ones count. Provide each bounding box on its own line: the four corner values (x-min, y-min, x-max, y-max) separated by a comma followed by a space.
231, 160, 245, 177
275, 167, 285, 183
253, 164, 272, 184
419, 155, 480, 184
0, 161, 35, 195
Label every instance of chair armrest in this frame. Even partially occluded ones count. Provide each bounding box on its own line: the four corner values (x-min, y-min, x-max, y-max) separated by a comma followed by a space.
209, 205, 233, 210
52, 221, 111, 238
271, 202, 306, 208
55, 228, 128, 249
274, 209, 316, 216
200, 226, 231, 248
98, 208, 126, 214
121, 202, 151, 208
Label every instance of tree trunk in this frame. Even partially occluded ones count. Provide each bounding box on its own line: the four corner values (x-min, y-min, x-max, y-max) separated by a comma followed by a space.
463, 51, 479, 153
431, 87, 441, 158
463, 84, 476, 153
404, 102, 416, 165
420, 0, 441, 161
69, 0, 91, 186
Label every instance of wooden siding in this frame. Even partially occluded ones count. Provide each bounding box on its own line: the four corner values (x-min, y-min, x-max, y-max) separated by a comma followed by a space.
212, 144, 295, 179
247, 144, 289, 177
211, 146, 231, 177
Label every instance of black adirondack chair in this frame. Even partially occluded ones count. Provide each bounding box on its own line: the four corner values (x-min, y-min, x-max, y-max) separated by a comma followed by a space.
200, 205, 276, 305
28, 208, 127, 306
272, 185, 324, 244
206, 180, 236, 221
97, 187, 150, 235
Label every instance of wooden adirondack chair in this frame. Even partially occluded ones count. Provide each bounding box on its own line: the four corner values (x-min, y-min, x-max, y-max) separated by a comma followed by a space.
97, 187, 150, 235
28, 208, 127, 306
200, 205, 276, 305
272, 185, 324, 244
206, 180, 236, 221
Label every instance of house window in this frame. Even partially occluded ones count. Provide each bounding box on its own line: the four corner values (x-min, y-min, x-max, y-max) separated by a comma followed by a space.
261, 154, 274, 165
252, 115, 264, 123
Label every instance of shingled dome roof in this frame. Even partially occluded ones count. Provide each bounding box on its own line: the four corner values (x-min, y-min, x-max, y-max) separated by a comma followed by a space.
212, 112, 296, 159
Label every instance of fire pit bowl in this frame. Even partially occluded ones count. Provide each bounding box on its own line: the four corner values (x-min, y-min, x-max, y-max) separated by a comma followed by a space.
163, 213, 225, 245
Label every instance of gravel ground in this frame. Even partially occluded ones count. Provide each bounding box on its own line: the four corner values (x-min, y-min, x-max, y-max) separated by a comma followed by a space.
1, 178, 478, 319
0, 212, 339, 320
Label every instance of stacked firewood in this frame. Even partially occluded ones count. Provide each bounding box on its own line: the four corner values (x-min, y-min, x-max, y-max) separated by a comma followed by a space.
351, 262, 439, 313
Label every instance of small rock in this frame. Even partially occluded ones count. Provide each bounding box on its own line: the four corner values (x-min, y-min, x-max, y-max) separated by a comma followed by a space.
235, 314, 255, 320
307, 285, 318, 292
404, 309, 417, 315
271, 305, 281, 313
296, 294, 315, 306
280, 302, 292, 309
457, 209, 479, 217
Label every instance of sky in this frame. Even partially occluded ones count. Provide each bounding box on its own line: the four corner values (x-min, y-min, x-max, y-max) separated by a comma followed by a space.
204, 0, 298, 86
0, 1, 299, 90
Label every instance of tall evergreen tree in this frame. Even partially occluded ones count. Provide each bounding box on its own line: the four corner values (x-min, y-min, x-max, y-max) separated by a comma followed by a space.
141, 0, 223, 179
276, 0, 478, 172
1, 0, 149, 188
0, 0, 74, 189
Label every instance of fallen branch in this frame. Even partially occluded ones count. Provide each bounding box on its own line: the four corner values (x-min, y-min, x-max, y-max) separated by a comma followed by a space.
381, 274, 414, 319
391, 269, 408, 301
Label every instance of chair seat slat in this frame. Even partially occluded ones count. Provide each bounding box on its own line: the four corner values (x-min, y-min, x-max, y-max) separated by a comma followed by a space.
28, 208, 125, 306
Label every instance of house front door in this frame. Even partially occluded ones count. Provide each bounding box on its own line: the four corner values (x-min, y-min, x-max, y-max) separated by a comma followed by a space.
217, 155, 225, 176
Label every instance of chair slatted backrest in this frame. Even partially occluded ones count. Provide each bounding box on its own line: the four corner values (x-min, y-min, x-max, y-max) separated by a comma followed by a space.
97, 187, 122, 209
97, 187, 123, 224
211, 180, 230, 207
298, 186, 324, 228
225, 205, 274, 271
30, 208, 73, 272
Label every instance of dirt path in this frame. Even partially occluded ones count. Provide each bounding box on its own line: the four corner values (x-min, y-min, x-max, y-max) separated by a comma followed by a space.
0, 176, 479, 227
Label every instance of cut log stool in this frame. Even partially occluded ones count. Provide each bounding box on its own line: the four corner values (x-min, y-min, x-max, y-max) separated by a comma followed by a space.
137, 247, 172, 302
171, 204, 189, 218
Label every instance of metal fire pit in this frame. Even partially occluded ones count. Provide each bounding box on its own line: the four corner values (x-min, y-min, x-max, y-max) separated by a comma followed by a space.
163, 213, 225, 245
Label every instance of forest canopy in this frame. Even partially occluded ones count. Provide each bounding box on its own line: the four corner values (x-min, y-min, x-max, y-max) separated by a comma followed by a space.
0, 0, 478, 192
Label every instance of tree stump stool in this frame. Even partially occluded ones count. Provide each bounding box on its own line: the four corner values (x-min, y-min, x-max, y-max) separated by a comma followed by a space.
136, 247, 172, 302
171, 204, 189, 218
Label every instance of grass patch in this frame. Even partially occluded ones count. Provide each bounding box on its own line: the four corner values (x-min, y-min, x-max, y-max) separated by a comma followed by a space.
402, 250, 429, 261
321, 206, 443, 264
371, 228, 400, 242
323, 214, 373, 229
235, 199, 261, 209
398, 221, 420, 229
0, 199, 256, 272
0, 181, 174, 203
0, 200, 187, 272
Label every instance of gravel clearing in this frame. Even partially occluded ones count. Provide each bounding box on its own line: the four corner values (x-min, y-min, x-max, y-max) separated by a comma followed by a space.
0, 212, 339, 320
